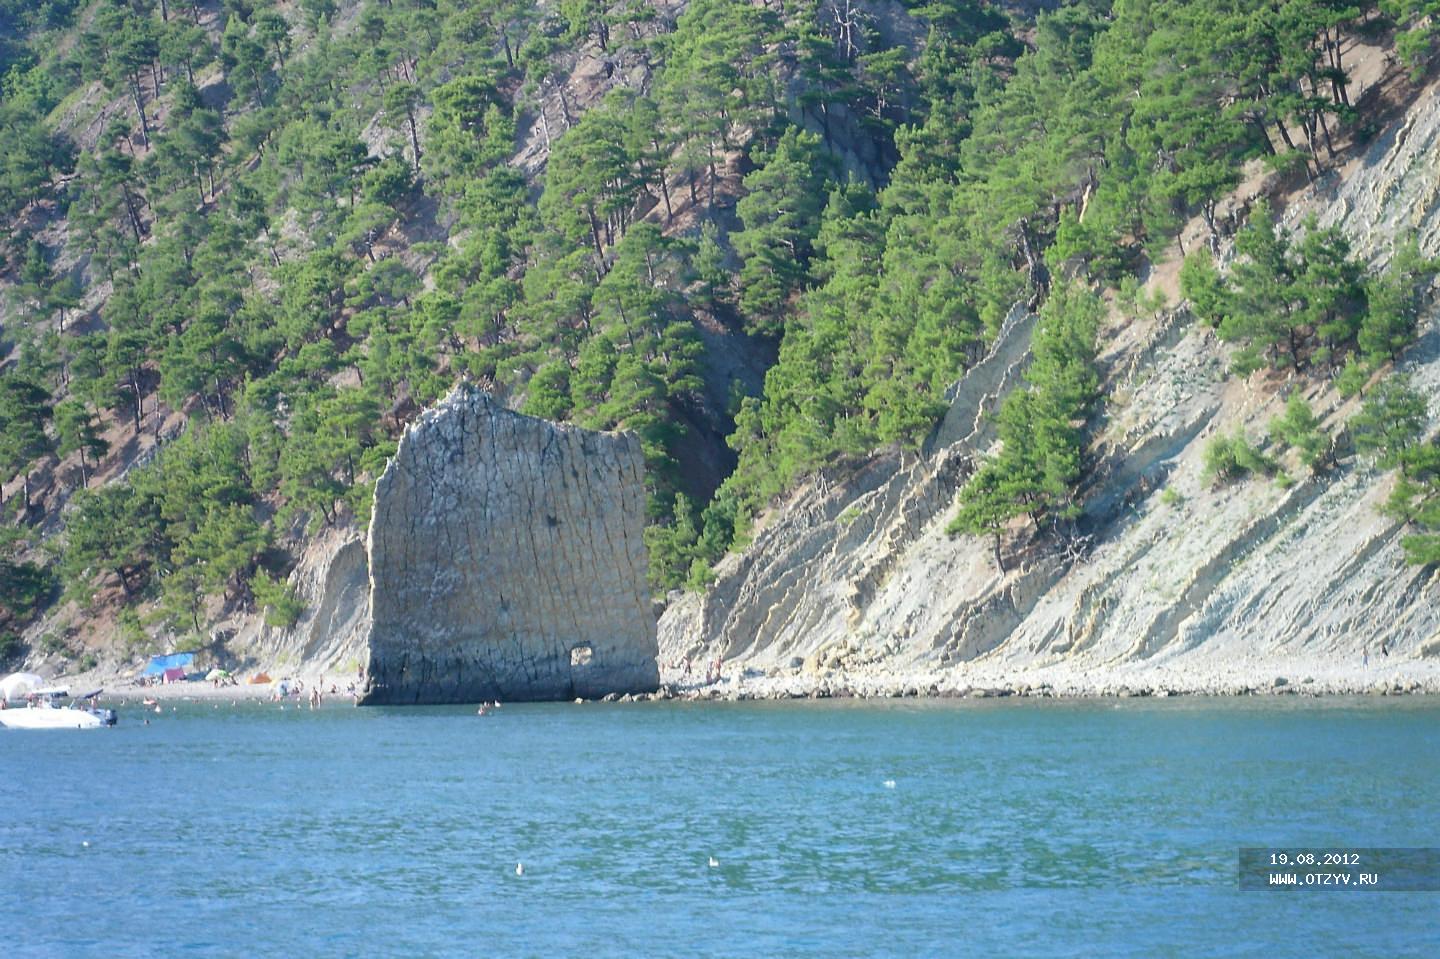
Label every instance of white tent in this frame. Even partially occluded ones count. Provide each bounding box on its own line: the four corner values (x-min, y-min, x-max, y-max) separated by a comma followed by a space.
0, 673, 45, 702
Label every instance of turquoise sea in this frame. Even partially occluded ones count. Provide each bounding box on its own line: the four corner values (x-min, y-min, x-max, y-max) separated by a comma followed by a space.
3, 696, 1437, 957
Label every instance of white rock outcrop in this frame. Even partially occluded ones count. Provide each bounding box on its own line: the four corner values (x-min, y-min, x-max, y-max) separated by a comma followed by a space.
658, 75, 1440, 695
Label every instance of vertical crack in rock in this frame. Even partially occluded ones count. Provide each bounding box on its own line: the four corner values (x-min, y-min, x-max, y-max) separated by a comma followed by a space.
361, 386, 658, 704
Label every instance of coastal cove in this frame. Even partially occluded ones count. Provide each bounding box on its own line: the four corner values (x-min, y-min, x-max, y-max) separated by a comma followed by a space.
5, 5, 1440, 957
4, 698, 1438, 957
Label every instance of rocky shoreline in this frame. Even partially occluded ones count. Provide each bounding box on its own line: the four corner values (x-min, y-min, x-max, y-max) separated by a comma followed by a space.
596, 657, 1440, 703
71, 649, 1440, 708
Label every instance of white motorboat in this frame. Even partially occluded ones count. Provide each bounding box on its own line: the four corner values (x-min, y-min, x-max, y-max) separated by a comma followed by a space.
0, 688, 117, 730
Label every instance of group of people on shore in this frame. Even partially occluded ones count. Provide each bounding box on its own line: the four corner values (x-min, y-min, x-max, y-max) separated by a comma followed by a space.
135, 674, 178, 688
268, 676, 361, 707
674, 654, 725, 685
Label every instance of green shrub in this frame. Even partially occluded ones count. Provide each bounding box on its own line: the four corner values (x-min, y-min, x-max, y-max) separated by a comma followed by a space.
1203, 431, 1275, 486
0, 633, 24, 666
251, 573, 306, 628
1268, 393, 1329, 473
0, 560, 58, 624
1335, 356, 1370, 399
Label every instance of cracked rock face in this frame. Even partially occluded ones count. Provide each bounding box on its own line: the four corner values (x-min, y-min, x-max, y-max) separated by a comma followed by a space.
361, 387, 657, 704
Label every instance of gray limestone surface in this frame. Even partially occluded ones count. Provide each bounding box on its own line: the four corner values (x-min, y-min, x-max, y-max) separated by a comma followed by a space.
361, 387, 657, 703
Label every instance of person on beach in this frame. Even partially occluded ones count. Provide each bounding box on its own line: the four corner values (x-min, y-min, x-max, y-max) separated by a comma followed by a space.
1363, 648, 1369, 668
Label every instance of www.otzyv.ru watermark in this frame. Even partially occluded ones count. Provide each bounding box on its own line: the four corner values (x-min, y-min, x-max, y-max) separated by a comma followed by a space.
1238, 848, 1440, 891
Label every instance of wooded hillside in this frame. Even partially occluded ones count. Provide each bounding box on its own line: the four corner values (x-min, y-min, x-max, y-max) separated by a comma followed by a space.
1, 0, 1438, 667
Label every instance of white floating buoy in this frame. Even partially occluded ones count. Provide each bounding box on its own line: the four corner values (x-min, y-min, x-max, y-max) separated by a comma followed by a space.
708, 856, 719, 868
883, 780, 896, 789
82, 841, 90, 848
515, 862, 524, 876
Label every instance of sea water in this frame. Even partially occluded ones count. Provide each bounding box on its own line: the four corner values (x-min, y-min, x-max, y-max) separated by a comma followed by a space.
2, 696, 1437, 957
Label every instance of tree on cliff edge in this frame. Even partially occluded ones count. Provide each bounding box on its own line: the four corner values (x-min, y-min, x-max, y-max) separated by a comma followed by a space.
947, 284, 1102, 570
1353, 374, 1440, 565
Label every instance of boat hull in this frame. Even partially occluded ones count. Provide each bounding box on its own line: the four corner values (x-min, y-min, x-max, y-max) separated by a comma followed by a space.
0, 707, 114, 729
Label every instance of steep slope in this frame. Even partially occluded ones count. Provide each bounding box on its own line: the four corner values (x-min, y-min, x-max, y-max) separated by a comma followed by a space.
658, 73, 1440, 697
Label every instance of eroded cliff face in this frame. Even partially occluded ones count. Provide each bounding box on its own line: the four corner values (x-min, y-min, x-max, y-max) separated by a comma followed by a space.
658, 75, 1440, 695
230, 527, 372, 678
361, 387, 658, 704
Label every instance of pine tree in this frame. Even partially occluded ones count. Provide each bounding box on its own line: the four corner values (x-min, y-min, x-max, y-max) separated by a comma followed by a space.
1180, 250, 1231, 326
643, 493, 701, 591
1268, 392, 1329, 473
732, 128, 832, 335
946, 462, 1020, 572
53, 399, 110, 487
0, 374, 54, 504
1222, 202, 1304, 373
1358, 240, 1440, 365
382, 82, 425, 174
1352, 374, 1428, 469
947, 284, 1101, 567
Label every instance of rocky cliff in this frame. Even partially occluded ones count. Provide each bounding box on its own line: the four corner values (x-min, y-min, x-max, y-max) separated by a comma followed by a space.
238, 527, 372, 679
657, 75, 1440, 697
360, 387, 658, 704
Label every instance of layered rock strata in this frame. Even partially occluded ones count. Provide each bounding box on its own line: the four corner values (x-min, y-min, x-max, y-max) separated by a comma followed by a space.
657, 74, 1440, 695
263, 528, 371, 673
